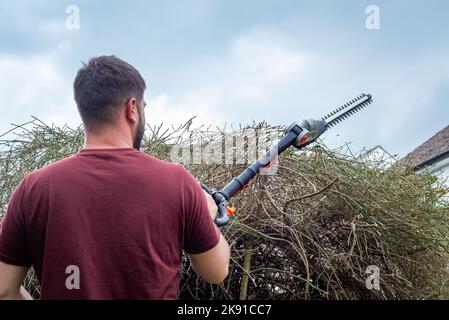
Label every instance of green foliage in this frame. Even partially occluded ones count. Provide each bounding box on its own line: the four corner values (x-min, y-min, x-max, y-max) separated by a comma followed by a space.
1, 118, 448, 299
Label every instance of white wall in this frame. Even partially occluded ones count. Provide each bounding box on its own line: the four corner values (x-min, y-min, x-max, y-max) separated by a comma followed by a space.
430, 158, 449, 185
418, 156, 449, 187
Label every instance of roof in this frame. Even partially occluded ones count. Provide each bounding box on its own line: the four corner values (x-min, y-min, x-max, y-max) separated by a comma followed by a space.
400, 125, 449, 169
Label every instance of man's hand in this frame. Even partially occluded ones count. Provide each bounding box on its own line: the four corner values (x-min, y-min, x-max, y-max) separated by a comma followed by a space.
203, 190, 218, 221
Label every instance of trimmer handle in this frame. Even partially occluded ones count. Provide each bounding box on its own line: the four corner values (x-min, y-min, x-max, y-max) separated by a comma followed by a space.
199, 181, 236, 227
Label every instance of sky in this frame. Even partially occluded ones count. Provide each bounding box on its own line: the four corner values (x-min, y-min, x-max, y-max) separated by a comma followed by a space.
0, 0, 448, 158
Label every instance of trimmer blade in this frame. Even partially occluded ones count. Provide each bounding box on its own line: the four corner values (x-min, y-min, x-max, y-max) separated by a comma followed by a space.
323, 94, 373, 129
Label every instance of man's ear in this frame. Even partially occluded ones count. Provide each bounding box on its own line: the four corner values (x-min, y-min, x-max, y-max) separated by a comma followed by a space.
125, 98, 138, 123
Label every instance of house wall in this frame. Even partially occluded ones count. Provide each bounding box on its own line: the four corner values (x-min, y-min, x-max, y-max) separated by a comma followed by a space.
418, 156, 449, 186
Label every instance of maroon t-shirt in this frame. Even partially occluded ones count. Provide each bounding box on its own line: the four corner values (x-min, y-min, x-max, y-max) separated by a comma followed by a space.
0, 148, 220, 299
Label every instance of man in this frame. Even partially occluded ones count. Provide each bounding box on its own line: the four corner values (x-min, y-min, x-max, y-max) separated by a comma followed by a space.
0, 55, 230, 299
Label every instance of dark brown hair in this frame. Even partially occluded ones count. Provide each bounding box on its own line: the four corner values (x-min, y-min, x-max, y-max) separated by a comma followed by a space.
73, 55, 146, 132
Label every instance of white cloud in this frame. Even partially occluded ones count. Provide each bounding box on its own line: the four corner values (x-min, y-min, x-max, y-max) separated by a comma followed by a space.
0, 0, 62, 35
38, 19, 67, 38
0, 52, 79, 136
229, 33, 305, 82
147, 30, 309, 128
147, 93, 218, 128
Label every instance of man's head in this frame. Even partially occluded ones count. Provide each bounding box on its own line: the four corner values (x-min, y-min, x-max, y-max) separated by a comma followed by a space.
74, 55, 147, 150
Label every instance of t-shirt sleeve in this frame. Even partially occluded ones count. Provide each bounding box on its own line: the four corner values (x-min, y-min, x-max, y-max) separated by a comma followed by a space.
0, 177, 31, 266
180, 167, 221, 255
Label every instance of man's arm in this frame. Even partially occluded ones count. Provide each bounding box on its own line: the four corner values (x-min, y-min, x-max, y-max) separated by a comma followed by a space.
181, 167, 231, 284
0, 175, 33, 300
188, 232, 230, 284
0, 261, 32, 300
187, 191, 230, 284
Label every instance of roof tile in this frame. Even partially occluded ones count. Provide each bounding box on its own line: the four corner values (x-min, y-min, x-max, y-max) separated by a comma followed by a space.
400, 125, 449, 167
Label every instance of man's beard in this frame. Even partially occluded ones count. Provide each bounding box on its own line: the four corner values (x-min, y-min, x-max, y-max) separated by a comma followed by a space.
133, 111, 145, 151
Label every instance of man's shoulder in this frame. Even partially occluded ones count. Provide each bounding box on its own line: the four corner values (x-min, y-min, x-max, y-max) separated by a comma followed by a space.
139, 152, 182, 169
133, 152, 189, 177
24, 155, 79, 185
136, 153, 197, 186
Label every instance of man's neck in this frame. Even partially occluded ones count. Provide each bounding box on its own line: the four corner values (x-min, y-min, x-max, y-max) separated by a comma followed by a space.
84, 142, 133, 149
84, 130, 133, 149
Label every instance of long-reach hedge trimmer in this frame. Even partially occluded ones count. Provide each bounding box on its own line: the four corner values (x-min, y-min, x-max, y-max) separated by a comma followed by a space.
200, 94, 373, 227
